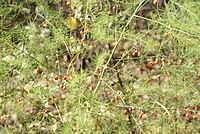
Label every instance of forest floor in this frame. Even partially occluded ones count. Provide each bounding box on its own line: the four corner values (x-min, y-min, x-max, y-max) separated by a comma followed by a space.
0, 0, 200, 133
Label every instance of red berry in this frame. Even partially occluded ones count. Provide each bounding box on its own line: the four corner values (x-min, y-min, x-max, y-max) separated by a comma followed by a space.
129, 108, 133, 112
178, 59, 183, 65
115, 95, 119, 100
44, 109, 50, 113
139, 112, 144, 119
73, 62, 77, 67
161, 58, 165, 62
17, 98, 22, 102
35, 68, 40, 73
160, 67, 165, 70
124, 109, 128, 115
59, 85, 64, 89
167, 62, 171, 66
95, 3, 98, 7
97, 67, 101, 71
111, 99, 115, 103
132, 50, 138, 57
30, 110, 34, 115
54, 76, 59, 80
79, 30, 84, 35
42, 23, 48, 28
147, 62, 154, 67
154, 59, 159, 65
63, 76, 67, 80
164, 32, 171, 37
153, 0, 158, 5
146, 31, 151, 36
63, 86, 67, 91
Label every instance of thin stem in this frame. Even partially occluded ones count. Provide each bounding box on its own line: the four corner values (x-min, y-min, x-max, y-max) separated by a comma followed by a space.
155, 101, 171, 117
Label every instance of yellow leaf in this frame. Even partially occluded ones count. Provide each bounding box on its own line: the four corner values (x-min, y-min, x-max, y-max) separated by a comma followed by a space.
66, 17, 80, 30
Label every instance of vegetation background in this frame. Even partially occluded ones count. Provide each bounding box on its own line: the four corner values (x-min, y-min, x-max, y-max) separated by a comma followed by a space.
0, 0, 199, 133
